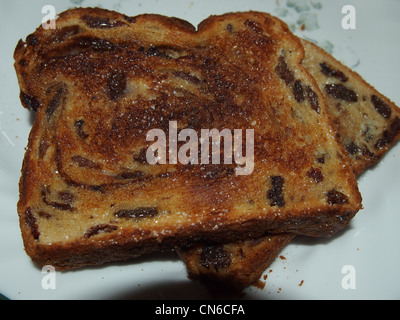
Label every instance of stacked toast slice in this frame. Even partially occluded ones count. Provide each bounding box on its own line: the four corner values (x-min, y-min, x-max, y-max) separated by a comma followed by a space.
14, 9, 364, 273
178, 38, 400, 291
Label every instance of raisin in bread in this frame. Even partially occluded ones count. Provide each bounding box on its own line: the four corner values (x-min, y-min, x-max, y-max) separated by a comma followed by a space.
301, 39, 400, 176
178, 38, 400, 291
14, 8, 361, 270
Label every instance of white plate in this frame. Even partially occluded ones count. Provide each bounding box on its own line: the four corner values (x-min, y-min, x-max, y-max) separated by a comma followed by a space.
0, 0, 399, 300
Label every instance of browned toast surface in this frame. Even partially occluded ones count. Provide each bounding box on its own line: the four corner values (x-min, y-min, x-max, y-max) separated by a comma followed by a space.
14, 8, 361, 270
179, 38, 400, 291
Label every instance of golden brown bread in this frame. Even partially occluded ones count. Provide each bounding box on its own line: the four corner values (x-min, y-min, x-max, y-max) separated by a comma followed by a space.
178, 38, 400, 291
14, 8, 361, 270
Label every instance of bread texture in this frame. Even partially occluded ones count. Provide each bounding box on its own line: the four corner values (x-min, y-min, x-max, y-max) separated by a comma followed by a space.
14, 8, 361, 270
178, 38, 400, 291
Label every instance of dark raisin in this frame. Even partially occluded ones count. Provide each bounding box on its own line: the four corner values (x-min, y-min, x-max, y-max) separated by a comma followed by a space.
81, 15, 125, 28
26, 34, 39, 46
114, 207, 159, 219
267, 176, 285, 207
200, 246, 231, 271
244, 19, 263, 33
305, 86, 320, 113
375, 117, 400, 149
345, 142, 360, 156
77, 37, 114, 51
376, 130, 396, 149
293, 80, 305, 103
90, 185, 104, 192
226, 23, 234, 33
107, 71, 126, 101
38, 211, 52, 219
307, 168, 324, 183
361, 146, 377, 159
75, 120, 89, 139
172, 71, 201, 85
319, 62, 348, 82
145, 45, 188, 59
316, 154, 326, 164
116, 171, 145, 180
84, 224, 118, 238
371, 95, 391, 119
146, 46, 161, 57
133, 149, 148, 164
326, 190, 349, 205
39, 139, 50, 159
275, 56, 294, 85
325, 83, 358, 102
46, 86, 65, 120
58, 192, 75, 203
41, 188, 74, 211
375, 131, 393, 149
200, 165, 235, 179
124, 15, 137, 23
20, 91, 40, 111
24, 207, 40, 240
71, 155, 101, 169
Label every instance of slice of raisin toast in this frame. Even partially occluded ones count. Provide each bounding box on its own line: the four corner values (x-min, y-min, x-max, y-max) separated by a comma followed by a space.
14, 8, 361, 270
178, 38, 400, 291
302, 39, 400, 176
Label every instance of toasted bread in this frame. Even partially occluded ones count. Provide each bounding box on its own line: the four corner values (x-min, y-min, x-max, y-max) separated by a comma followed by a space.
302, 39, 400, 176
14, 8, 361, 270
178, 38, 400, 291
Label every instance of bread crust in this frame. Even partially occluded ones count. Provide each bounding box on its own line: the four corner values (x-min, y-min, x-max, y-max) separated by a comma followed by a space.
14, 8, 361, 270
